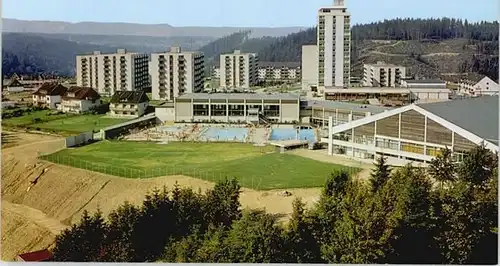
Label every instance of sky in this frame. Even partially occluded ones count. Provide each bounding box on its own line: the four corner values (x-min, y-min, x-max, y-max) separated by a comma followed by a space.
3, 0, 498, 27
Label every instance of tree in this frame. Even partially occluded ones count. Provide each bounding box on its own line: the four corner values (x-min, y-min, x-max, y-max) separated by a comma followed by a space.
428, 148, 455, 187
52, 210, 108, 262
203, 178, 242, 229
283, 198, 322, 263
457, 143, 496, 187
223, 210, 285, 263
370, 155, 391, 193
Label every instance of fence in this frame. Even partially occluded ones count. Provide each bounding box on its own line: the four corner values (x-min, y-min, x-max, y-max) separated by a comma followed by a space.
38, 153, 363, 191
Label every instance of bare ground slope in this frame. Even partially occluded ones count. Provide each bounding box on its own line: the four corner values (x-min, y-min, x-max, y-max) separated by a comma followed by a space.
2, 133, 323, 259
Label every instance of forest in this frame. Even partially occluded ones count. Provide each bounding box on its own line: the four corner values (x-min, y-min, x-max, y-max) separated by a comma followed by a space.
51, 145, 498, 264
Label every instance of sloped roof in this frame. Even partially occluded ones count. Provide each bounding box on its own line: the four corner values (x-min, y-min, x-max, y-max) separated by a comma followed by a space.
32, 83, 67, 96
17, 249, 52, 262
417, 95, 498, 143
63, 86, 100, 100
6, 79, 23, 87
110, 91, 149, 104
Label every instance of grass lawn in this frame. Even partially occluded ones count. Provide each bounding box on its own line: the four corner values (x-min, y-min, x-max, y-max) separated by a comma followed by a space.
34, 115, 129, 134
2, 109, 129, 135
1, 110, 72, 127
41, 141, 361, 190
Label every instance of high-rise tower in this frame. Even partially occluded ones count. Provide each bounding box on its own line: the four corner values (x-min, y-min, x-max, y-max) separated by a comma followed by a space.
317, 0, 351, 88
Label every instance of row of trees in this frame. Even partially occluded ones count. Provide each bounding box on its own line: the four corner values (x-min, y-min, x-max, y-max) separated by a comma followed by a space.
52, 144, 498, 264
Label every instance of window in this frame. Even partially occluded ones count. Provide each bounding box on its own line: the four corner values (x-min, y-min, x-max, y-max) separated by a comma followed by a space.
229, 105, 245, 116
193, 104, 208, 116
210, 104, 227, 116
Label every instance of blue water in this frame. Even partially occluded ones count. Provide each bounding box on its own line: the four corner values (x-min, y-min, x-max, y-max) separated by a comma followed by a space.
269, 128, 316, 143
200, 127, 249, 142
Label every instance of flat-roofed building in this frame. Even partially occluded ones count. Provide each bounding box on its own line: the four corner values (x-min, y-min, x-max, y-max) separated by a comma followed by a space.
174, 93, 300, 123
257, 62, 301, 82
220, 50, 259, 89
150, 47, 205, 101
76, 49, 149, 96
363, 62, 406, 87
403, 79, 450, 103
322, 95, 499, 166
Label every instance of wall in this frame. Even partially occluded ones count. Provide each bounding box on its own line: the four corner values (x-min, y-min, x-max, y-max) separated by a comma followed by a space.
155, 106, 176, 122
301, 45, 318, 91
65, 131, 93, 147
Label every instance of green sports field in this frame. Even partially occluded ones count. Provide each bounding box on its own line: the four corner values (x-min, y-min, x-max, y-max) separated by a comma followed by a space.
41, 141, 361, 190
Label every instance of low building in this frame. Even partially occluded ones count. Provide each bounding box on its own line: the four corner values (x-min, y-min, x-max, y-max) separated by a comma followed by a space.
363, 62, 406, 87
458, 75, 499, 96
404, 79, 450, 103
16, 249, 52, 262
174, 93, 300, 123
5, 79, 26, 92
59, 86, 101, 113
323, 87, 413, 106
302, 100, 392, 128
322, 95, 498, 166
212, 66, 221, 79
109, 91, 150, 118
32, 83, 67, 109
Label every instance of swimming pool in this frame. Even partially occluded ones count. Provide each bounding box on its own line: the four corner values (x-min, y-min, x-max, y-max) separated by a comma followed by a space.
199, 127, 249, 142
269, 128, 316, 143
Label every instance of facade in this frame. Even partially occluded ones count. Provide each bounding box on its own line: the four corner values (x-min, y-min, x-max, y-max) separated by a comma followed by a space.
76, 49, 150, 96
458, 76, 499, 96
59, 86, 101, 113
219, 50, 259, 88
32, 83, 67, 109
404, 79, 450, 103
174, 93, 300, 123
109, 91, 150, 118
363, 62, 406, 87
317, 0, 351, 88
301, 45, 319, 92
150, 47, 205, 101
323, 96, 499, 166
257, 62, 301, 82
303, 100, 392, 128
324, 87, 413, 106
212, 66, 221, 79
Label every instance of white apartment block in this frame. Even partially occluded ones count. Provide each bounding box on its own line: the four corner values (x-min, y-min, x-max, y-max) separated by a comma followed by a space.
76, 49, 149, 96
363, 62, 406, 87
150, 47, 205, 101
301, 45, 319, 91
317, 0, 351, 88
257, 63, 301, 82
220, 50, 259, 88
212, 66, 221, 79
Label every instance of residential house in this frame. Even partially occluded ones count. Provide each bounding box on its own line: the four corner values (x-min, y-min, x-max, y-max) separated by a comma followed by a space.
59, 86, 101, 113
32, 83, 67, 109
459, 75, 499, 96
5, 79, 26, 92
109, 91, 149, 118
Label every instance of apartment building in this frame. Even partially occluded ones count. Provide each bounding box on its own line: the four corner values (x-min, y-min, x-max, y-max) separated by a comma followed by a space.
76, 49, 149, 96
220, 50, 259, 88
150, 47, 205, 101
257, 62, 301, 82
363, 62, 406, 87
317, 0, 351, 88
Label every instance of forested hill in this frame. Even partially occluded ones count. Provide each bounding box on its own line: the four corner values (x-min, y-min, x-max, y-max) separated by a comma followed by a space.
2, 33, 116, 77
257, 18, 499, 62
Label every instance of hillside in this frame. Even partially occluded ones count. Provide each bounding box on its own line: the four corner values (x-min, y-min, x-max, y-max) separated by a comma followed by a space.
2, 18, 305, 38
2, 33, 116, 77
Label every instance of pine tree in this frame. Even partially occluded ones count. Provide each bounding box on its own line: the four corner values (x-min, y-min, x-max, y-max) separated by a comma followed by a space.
370, 155, 391, 193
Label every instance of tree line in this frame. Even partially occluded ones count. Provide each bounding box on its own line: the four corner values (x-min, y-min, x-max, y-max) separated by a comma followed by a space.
51, 144, 498, 264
